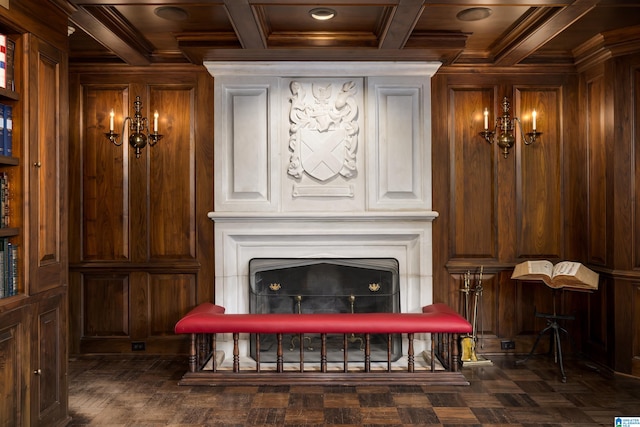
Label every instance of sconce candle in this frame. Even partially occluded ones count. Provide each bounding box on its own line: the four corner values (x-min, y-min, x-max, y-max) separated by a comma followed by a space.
483, 108, 489, 130
153, 111, 159, 133
532, 109, 537, 131
109, 109, 114, 132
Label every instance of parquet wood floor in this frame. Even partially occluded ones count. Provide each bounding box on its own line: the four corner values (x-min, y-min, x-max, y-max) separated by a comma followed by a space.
68, 354, 640, 426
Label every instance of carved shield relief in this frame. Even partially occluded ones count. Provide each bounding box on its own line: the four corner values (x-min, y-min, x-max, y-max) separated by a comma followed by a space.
288, 80, 359, 183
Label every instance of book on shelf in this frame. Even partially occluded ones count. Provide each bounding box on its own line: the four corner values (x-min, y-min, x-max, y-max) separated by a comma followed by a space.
0, 245, 3, 299
0, 237, 17, 299
0, 34, 5, 90
8, 241, 16, 296
511, 260, 599, 291
3, 103, 11, 156
0, 103, 4, 155
1, 171, 8, 227
5, 37, 14, 92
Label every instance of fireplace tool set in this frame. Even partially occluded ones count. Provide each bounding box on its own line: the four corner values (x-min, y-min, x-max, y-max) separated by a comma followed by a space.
460, 267, 492, 366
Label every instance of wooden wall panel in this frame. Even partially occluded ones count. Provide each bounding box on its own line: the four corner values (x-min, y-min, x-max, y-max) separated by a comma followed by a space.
516, 87, 562, 259
449, 88, 495, 259
81, 86, 129, 261
148, 274, 196, 337
82, 275, 129, 337
586, 72, 608, 265
69, 66, 214, 354
586, 277, 609, 358
433, 71, 583, 359
29, 36, 68, 295
149, 87, 195, 259
633, 283, 640, 376
635, 68, 640, 270
35, 49, 60, 267
34, 299, 63, 421
0, 308, 27, 427
632, 67, 640, 375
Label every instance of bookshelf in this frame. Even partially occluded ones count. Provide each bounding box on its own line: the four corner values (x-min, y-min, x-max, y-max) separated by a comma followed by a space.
0, 3, 69, 423
0, 32, 19, 302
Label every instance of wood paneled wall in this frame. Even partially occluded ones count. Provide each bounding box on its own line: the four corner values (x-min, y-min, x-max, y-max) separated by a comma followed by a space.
433, 56, 640, 376
68, 66, 214, 354
67, 58, 640, 377
432, 71, 595, 355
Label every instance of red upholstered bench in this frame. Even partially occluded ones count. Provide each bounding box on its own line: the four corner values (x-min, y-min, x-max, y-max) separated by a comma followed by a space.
174, 303, 471, 386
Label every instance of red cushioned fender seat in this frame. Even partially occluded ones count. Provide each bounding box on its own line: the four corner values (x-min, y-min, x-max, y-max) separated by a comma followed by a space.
174, 302, 471, 335
174, 302, 471, 386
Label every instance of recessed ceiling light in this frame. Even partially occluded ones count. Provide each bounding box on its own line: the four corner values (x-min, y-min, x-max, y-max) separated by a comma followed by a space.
456, 7, 492, 22
154, 6, 189, 21
309, 7, 336, 21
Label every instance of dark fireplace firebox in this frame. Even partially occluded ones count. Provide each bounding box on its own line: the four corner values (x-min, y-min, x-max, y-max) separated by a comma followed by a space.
249, 258, 401, 363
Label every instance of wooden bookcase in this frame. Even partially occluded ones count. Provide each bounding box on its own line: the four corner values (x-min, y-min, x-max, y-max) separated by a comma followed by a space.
0, 3, 69, 425
0, 42, 22, 302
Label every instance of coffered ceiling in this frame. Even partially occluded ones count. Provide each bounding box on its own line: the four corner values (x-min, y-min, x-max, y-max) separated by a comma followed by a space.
67, 0, 640, 68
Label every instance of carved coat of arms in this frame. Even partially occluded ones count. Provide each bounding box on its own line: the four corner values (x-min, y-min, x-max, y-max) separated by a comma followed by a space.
287, 80, 359, 182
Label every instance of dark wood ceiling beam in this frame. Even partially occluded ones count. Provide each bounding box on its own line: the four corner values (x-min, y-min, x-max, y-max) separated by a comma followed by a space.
379, 0, 425, 49
70, 6, 151, 66
223, 0, 266, 49
494, 0, 598, 66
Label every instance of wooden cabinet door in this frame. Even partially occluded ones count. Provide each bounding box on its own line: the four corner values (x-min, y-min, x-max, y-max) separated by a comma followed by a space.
26, 34, 67, 295
0, 306, 29, 426
30, 292, 67, 426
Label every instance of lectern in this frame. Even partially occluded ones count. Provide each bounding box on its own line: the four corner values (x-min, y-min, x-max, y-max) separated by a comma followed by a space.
511, 260, 599, 383
515, 288, 574, 382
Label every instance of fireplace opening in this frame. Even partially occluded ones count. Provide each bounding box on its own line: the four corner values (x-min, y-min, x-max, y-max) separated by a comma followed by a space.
249, 258, 401, 362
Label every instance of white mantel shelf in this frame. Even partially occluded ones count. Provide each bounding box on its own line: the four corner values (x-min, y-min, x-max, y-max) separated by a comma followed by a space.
208, 211, 439, 222
205, 61, 441, 77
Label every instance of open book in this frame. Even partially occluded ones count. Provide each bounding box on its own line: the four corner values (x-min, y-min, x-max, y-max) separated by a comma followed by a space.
511, 260, 599, 291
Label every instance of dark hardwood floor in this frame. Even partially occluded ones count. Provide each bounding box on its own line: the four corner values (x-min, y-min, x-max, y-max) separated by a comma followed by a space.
68, 353, 640, 426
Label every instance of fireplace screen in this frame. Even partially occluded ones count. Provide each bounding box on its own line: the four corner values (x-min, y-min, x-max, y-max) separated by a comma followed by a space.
249, 258, 401, 362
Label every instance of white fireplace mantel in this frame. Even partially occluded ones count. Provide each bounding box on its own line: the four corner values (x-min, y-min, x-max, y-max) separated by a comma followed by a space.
205, 61, 440, 355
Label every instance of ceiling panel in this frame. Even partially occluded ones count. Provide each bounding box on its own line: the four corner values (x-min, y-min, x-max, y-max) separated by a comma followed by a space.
114, 4, 233, 52
68, 0, 640, 67
536, 4, 640, 51
417, 5, 532, 51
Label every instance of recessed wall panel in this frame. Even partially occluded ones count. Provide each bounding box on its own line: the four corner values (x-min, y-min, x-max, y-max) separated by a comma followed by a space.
149, 86, 196, 259
214, 79, 277, 211
517, 88, 562, 258
148, 274, 196, 337
386, 94, 416, 193
232, 93, 268, 195
449, 88, 495, 258
587, 75, 607, 265
634, 69, 640, 270
81, 86, 129, 261
368, 77, 430, 210
82, 275, 129, 337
